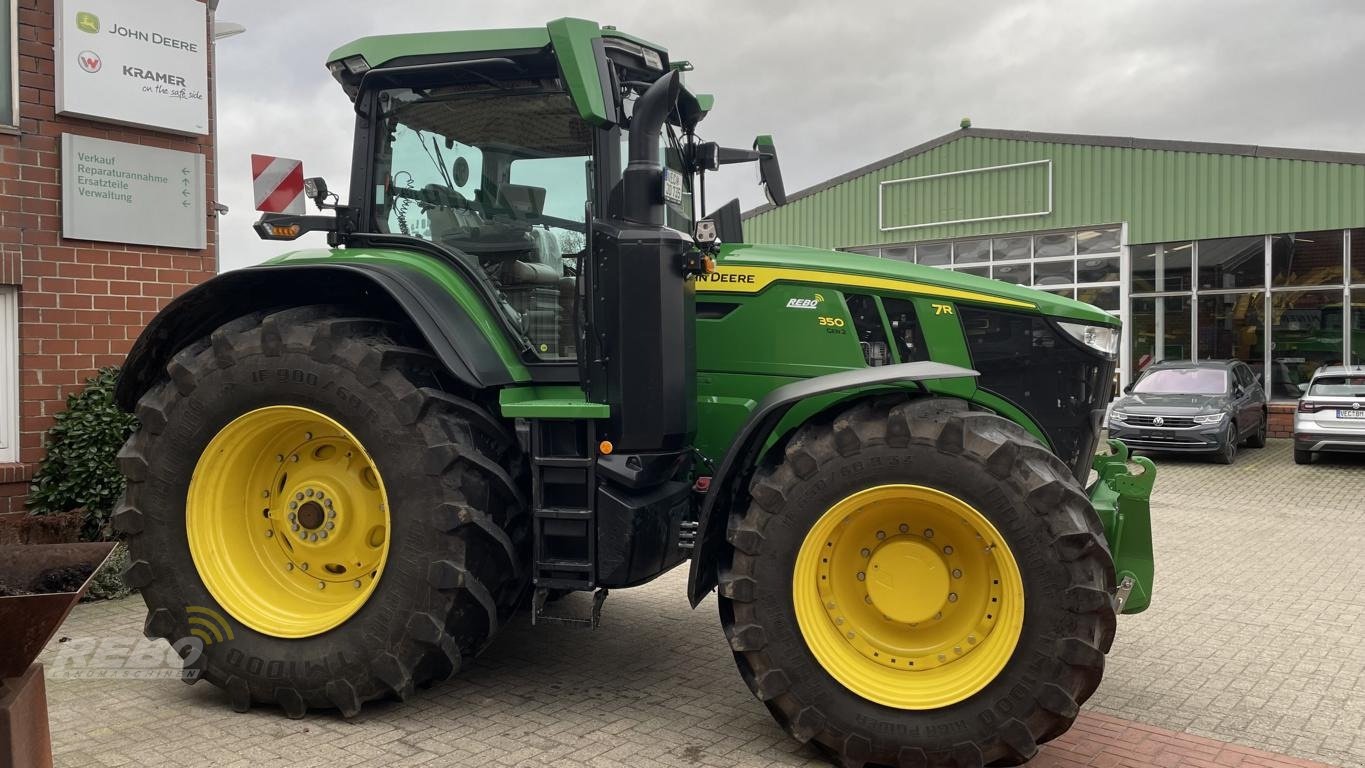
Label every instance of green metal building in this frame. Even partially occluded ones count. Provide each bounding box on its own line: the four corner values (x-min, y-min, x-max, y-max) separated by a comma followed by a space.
744, 127, 1365, 411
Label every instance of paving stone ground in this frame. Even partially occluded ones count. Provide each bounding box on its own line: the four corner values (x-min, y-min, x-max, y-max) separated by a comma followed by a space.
37, 439, 1365, 767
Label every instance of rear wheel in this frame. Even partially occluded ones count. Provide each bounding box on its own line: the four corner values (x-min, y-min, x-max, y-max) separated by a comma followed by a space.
719, 398, 1116, 767
1294, 448, 1314, 465
1246, 413, 1267, 449
114, 306, 528, 716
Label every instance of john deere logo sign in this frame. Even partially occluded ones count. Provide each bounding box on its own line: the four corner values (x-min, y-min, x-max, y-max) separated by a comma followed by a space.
76, 11, 99, 33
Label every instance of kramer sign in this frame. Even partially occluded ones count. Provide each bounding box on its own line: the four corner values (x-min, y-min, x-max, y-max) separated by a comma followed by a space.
55, 0, 209, 134
62, 134, 207, 249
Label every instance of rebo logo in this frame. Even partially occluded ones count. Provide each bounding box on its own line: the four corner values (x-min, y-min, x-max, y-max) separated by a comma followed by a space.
77, 50, 101, 73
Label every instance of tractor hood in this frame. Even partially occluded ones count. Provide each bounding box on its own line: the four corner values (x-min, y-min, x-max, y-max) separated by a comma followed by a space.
712, 243, 1118, 326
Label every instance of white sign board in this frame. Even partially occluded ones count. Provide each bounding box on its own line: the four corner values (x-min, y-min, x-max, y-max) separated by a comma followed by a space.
55, 0, 209, 135
62, 133, 207, 249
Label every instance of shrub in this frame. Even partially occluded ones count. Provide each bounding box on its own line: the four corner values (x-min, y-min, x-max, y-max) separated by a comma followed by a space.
83, 542, 133, 602
28, 367, 138, 541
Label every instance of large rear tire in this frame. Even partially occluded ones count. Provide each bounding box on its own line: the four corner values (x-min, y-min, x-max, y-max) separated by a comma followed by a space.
113, 305, 528, 716
718, 398, 1116, 767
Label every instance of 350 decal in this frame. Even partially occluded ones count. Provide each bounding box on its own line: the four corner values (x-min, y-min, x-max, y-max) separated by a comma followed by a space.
818, 316, 847, 333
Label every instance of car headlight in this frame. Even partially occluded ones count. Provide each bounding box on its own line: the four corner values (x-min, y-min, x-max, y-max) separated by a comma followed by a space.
1192, 413, 1225, 424
1110, 410, 1129, 422
1058, 321, 1121, 358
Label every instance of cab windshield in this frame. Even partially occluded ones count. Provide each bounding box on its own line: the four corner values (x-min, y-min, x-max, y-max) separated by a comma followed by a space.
372, 82, 592, 361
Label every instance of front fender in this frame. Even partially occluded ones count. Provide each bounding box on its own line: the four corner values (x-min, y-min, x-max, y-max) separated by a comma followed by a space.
685, 361, 978, 607
116, 260, 526, 411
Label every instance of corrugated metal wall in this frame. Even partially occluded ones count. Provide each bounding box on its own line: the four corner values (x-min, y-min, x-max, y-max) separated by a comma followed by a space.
744, 135, 1365, 248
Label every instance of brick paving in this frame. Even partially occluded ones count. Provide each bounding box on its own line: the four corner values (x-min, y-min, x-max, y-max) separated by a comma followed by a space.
36, 440, 1365, 767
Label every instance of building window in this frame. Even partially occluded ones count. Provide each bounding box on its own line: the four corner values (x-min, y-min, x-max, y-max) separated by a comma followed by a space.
992, 236, 1030, 260
0, 286, 16, 463
1351, 229, 1365, 286
0, 0, 13, 127
1197, 291, 1264, 365
1272, 231, 1344, 287
1270, 290, 1346, 399
1197, 236, 1264, 290
953, 239, 990, 264
917, 242, 950, 266
1131, 295, 1192, 369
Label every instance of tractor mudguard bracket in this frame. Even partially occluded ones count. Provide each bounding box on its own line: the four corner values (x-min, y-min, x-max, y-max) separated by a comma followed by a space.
1088, 438, 1156, 614
685, 361, 979, 607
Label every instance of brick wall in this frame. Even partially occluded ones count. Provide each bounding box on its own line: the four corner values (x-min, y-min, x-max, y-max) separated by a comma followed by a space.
1267, 402, 1295, 439
0, 0, 217, 515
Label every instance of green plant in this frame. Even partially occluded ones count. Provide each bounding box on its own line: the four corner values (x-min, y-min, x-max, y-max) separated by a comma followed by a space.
83, 542, 133, 601
28, 367, 138, 541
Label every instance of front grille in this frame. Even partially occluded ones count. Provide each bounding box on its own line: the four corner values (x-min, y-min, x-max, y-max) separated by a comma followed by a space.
1123, 414, 1196, 428
959, 307, 1114, 479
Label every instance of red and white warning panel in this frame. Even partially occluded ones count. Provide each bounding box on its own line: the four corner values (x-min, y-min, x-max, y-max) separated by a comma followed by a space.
251, 154, 305, 214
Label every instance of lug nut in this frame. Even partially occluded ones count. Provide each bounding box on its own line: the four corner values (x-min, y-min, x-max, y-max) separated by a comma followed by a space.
304, 432, 313, 441
875, 530, 886, 540
943, 546, 954, 555
290, 523, 299, 532
860, 547, 870, 558
952, 569, 963, 578
276, 454, 285, 463
306, 489, 315, 498
324, 521, 334, 531
924, 529, 934, 539
325, 500, 334, 509
288, 512, 297, 521
317, 581, 325, 590
300, 563, 309, 571
264, 530, 274, 538
309, 533, 319, 542
285, 563, 294, 571
289, 501, 298, 511
856, 572, 866, 581
899, 523, 909, 533
353, 580, 362, 589
290, 454, 300, 463
261, 490, 270, 499
295, 492, 304, 501
948, 593, 958, 603
319, 531, 328, 540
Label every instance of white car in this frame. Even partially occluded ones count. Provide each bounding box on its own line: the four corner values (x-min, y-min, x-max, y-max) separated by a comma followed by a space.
1294, 365, 1365, 464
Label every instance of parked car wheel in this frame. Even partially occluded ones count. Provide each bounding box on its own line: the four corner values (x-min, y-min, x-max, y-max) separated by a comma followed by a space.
1213, 428, 1237, 465
1246, 412, 1267, 449
1293, 448, 1314, 465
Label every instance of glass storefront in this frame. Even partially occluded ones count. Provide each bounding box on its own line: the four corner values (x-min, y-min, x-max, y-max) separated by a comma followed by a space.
1130, 230, 1359, 400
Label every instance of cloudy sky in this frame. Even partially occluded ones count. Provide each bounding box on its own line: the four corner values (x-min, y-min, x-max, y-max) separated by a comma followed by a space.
212, 0, 1365, 271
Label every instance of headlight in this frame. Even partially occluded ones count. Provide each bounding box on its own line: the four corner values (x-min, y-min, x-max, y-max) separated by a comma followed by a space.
1110, 410, 1129, 422
1058, 321, 1121, 358
1192, 413, 1225, 424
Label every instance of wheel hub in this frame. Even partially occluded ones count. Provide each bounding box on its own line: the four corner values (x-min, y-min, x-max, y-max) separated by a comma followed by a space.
794, 484, 1026, 710
866, 539, 949, 624
186, 406, 391, 638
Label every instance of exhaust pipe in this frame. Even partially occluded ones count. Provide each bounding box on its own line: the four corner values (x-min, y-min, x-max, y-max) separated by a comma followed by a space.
622, 70, 680, 226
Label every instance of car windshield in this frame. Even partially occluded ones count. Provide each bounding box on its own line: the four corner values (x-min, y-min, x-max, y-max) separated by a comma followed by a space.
1132, 368, 1228, 395
1308, 375, 1365, 397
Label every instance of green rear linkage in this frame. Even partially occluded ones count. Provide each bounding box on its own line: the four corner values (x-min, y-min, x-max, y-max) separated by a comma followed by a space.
1088, 439, 1156, 614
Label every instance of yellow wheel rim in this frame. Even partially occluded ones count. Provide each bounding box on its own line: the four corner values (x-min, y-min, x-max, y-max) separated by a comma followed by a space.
792, 484, 1025, 709
186, 406, 391, 638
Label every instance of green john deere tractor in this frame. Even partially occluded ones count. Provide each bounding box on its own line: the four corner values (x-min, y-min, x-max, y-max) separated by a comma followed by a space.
113, 18, 1155, 767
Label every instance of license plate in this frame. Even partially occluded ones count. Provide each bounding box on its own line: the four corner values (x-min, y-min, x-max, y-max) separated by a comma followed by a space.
1338, 409, 1365, 420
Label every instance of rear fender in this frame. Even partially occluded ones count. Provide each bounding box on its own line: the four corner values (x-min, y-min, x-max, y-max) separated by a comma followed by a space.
686, 361, 978, 606
115, 262, 522, 411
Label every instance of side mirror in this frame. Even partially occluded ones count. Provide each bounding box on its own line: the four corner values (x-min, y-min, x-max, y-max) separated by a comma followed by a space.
753, 135, 786, 206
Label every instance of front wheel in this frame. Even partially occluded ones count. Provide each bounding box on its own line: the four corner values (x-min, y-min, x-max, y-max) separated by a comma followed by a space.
1213, 428, 1238, 465
718, 398, 1116, 767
